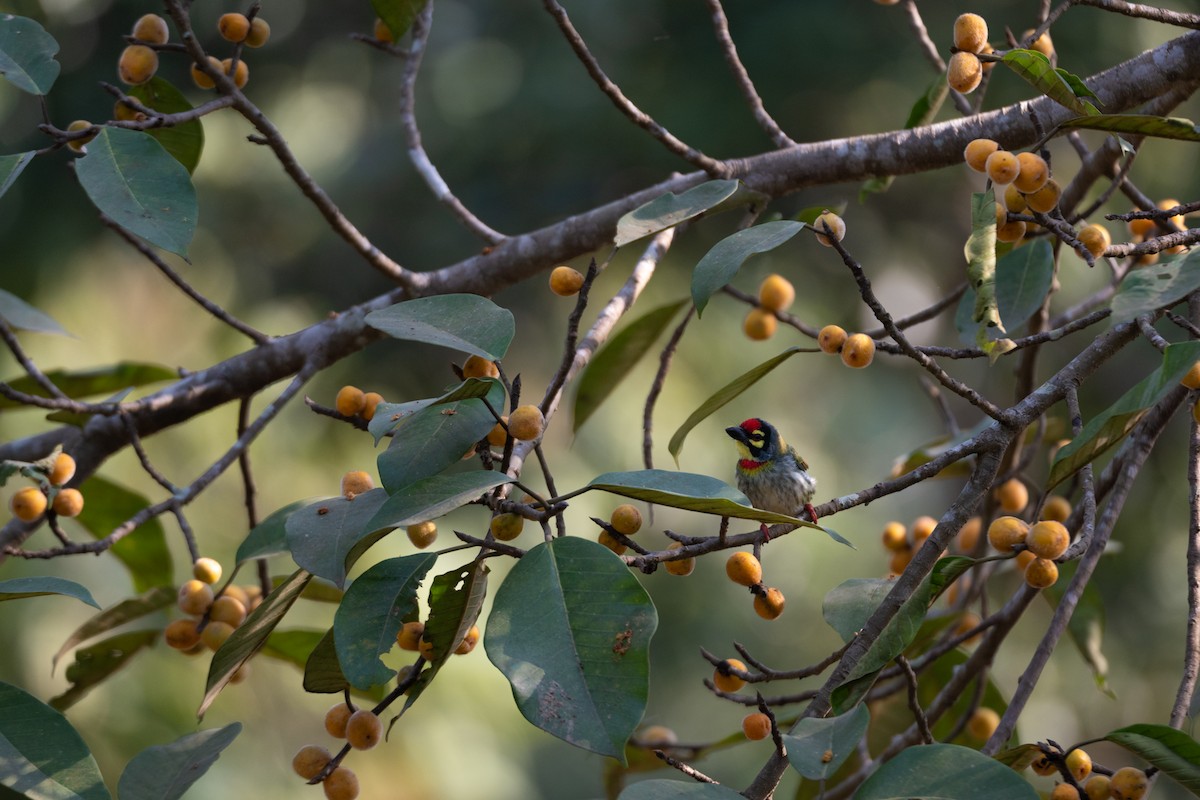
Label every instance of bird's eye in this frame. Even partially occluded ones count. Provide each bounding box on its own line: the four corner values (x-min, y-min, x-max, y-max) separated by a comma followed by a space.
748, 435, 764, 446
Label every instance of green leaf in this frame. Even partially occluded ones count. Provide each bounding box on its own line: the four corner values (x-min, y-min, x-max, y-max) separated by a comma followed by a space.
365, 470, 513, 532
691, 221, 804, 316
614, 179, 741, 247
333, 554, 437, 690
856, 743, 1037, 799
74, 476, 172, 593
0, 680, 110, 799
0, 362, 175, 411
1045, 561, 1112, 696
0, 15, 60, 95
823, 576, 933, 681
0, 151, 34, 201
284, 489, 390, 589
956, 238, 1054, 344
0, 577, 98, 608
574, 299, 688, 432
617, 782, 744, 799
371, 0, 426, 41
1058, 114, 1200, 142
486, 537, 657, 762
235, 499, 312, 564
368, 378, 504, 443
965, 192, 1002, 331
1110, 248, 1200, 325
51, 629, 158, 710
51, 586, 174, 672
1105, 724, 1200, 794
127, 77, 204, 174
782, 704, 870, 780
1056, 67, 1101, 102
668, 347, 805, 461
930, 556, 978, 596
0, 288, 67, 336
1001, 49, 1098, 116
116, 723, 240, 800
377, 394, 500, 492
261, 629, 325, 669
74, 128, 197, 258
198, 569, 312, 718
365, 294, 515, 360
401, 561, 490, 710
994, 743, 1048, 772
301, 627, 386, 702
859, 75, 948, 202
1049, 341, 1200, 488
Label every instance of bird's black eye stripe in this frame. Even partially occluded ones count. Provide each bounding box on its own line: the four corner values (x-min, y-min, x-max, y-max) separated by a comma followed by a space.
748, 435, 765, 445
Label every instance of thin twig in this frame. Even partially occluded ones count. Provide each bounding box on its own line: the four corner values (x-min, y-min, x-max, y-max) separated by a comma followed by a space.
643, 306, 694, 469
653, 751, 719, 784
0, 318, 67, 399
1074, 0, 1200, 29
897, 655, 934, 745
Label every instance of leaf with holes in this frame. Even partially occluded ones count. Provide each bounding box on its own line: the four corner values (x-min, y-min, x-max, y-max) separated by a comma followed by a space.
116, 723, 240, 800
127, 77, 204, 174
486, 537, 657, 761
52, 586, 174, 672
615, 179, 740, 247
691, 221, 804, 316
75, 128, 197, 258
366, 294, 514, 360
1110, 248, 1200, 325
285, 489, 390, 588
0, 680, 110, 799
51, 629, 159, 710
0, 14, 60, 94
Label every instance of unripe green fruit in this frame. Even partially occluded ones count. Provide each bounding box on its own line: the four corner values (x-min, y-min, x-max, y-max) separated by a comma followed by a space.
725, 551, 762, 586
291, 744, 332, 780
345, 709, 382, 750
742, 712, 771, 740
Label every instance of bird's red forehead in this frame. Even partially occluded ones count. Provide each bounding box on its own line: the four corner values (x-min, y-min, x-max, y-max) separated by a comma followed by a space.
739, 418, 764, 433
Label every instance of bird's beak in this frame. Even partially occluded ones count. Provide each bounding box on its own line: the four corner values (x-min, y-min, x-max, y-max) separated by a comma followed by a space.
725, 426, 748, 444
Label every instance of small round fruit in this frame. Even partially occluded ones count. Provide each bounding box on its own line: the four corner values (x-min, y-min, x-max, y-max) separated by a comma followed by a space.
987, 516, 1029, 553
947, 52, 982, 94
881, 521, 907, 552
345, 709, 382, 750
985, 150, 1020, 185
374, 18, 394, 43
964, 139, 999, 172
911, 515, 937, 548
245, 17, 270, 48
996, 212, 1026, 244
220, 58, 249, 89
455, 625, 480, 655
753, 587, 785, 620
118, 45, 158, 85
177, 579, 214, 615
1109, 767, 1148, 800
397, 621, 424, 651
1003, 184, 1027, 213
664, 542, 695, 576
994, 478, 1029, 513
407, 521, 437, 549
1025, 557, 1059, 589
1027, 520, 1069, 560
953, 13, 989, 54
598, 530, 627, 555
1159, 197, 1185, 230
462, 355, 500, 379
1182, 361, 1200, 389
11, 487, 47, 521
1129, 213, 1156, 240
490, 512, 524, 541
549, 266, 585, 296
323, 766, 359, 800
640, 725, 678, 746
743, 309, 777, 341
508, 405, 545, 440
713, 659, 747, 693
49, 453, 76, 486
1050, 785, 1080, 800
201, 620, 235, 650
1026, 179, 1062, 213
726, 552, 763, 587
1077, 224, 1111, 259
52, 488, 84, 517
218, 13, 250, 43
1083, 775, 1111, 800
65, 120, 95, 153
1031, 755, 1058, 776
958, 516, 982, 553
1023, 28, 1054, 58
812, 211, 846, 246
225, 585, 250, 606
131, 13, 169, 44
1041, 495, 1072, 522
742, 712, 772, 741
164, 618, 201, 650
417, 637, 436, 660
362, 392, 384, 422
966, 706, 999, 740
486, 417, 509, 447
190, 56, 222, 90
1065, 748, 1093, 782
818, 324, 847, 354
324, 703, 353, 738
193, 557, 222, 584
292, 744, 332, 780
758, 274, 795, 313
610, 504, 642, 536
210, 595, 247, 627
841, 334, 875, 368
1014, 152, 1050, 193
341, 471, 374, 499
1016, 549, 1037, 572
889, 546, 913, 575
335, 385, 366, 416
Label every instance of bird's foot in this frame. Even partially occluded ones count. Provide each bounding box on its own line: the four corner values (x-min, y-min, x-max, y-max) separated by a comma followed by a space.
804, 504, 819, 525
759, 522, 771, 543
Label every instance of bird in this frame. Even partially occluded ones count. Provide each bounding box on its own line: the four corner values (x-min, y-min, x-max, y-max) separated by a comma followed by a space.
725, 418, 818, 534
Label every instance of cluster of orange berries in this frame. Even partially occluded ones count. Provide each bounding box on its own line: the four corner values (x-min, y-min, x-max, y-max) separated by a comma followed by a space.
743, 273, 795, 341
725, 551, 786, 620
396, 618, 481, 660
947, 13, 1054, 95
596, 503, 643, 554
987, 477, 1073, 590
712, 657, 779, 742
166, 558, 261, 671
1127, 198, 1189, 266
813, 324, 876, 369
1030, 747, 1149, 800
879, 515, 941, 575
461, 358, 546, 445
9, 453, 84, 523
334, 385, 385, 422
190, 13, 270, 90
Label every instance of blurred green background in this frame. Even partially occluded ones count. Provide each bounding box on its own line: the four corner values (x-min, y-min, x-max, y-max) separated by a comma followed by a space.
1, 1, 1200, 797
